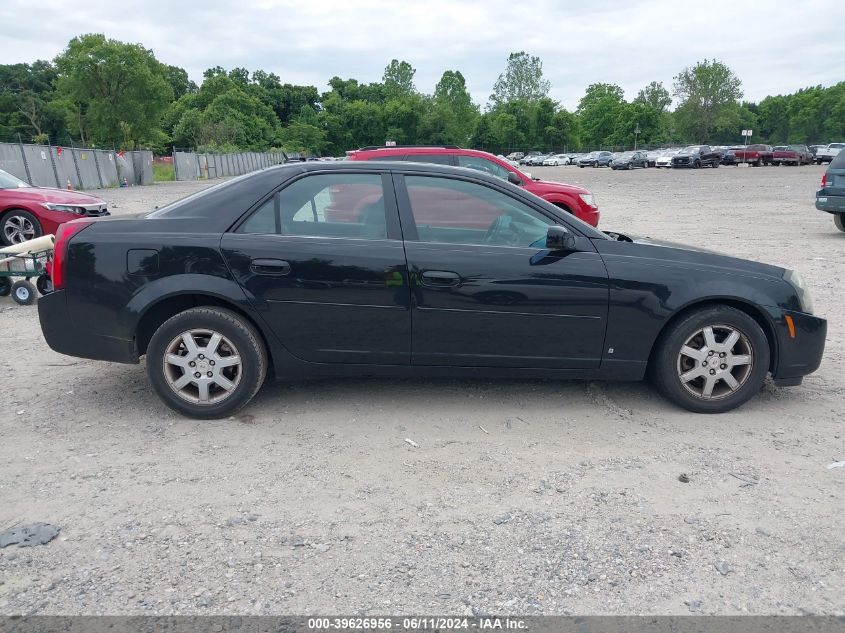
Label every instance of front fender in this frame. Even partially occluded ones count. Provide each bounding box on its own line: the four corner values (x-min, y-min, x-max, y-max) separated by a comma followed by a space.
539, 192, 578, 211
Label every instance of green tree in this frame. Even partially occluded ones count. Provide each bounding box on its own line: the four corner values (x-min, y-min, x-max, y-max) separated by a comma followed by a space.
489, 52, 550, 107
0, 61, 68, 141
164, 65, 197, 100
673, 59, 742, 142
54, 34, 172, 147
577, 83, 626, 148
634, 81, 671, 113
382, 60, 416, 97
421, 70, 478, 145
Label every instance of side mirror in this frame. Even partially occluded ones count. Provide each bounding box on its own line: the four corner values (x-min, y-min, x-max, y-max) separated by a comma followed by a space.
507, 171, 522, 186
546, 225, 577, 251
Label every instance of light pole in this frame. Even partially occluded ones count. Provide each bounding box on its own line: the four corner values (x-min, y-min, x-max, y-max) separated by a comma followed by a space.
634, 124, 641, 150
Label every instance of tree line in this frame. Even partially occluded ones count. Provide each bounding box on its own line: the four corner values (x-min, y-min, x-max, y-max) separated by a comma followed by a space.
1, 34, 843, 156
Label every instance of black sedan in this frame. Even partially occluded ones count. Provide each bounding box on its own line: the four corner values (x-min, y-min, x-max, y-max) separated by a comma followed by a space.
38, 162, 825, 418
611, 151, 649, 170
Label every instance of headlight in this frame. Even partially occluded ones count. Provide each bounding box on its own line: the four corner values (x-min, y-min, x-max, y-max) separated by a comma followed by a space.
41, 202, 84, 214
579, 193, 597, 208
783, 269, 814, 314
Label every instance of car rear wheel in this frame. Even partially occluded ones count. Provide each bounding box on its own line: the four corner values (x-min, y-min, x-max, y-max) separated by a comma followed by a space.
651, 306, 770, 413
1, 210, 42, 246
835, 214, 845, 232
146, 307, 267, 418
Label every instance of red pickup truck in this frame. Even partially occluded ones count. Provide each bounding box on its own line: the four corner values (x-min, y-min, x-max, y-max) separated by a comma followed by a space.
772, 145, 812, 166
732, 144, 773, 166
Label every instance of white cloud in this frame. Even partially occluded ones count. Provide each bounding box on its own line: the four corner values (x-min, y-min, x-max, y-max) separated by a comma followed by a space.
1, 0, 841, 109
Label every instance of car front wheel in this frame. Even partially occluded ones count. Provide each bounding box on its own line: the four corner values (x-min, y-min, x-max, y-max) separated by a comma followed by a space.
146, 307, 268, 418
651, 306, 770, 413
1, 209, 42, 246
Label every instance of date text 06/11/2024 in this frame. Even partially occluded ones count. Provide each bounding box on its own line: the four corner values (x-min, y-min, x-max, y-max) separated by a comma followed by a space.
306, 617, 528, 630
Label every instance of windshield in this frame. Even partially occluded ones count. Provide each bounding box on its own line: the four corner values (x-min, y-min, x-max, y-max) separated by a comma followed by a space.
682, 146, 701, 153
0, 169, 29, 189
617, 152, 635, 159
788, 145, 805, 151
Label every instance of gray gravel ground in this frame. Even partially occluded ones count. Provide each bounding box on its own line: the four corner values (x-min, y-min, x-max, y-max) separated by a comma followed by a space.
0, 164, 842, 616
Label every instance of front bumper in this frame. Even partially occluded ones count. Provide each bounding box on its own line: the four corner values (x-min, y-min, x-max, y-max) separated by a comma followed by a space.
772, 309, 826, 381
38, 290, 138, 363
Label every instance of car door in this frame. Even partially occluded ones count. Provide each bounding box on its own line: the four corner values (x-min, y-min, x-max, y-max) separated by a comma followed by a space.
221, 170, 411, 365
394, 172, 609, 369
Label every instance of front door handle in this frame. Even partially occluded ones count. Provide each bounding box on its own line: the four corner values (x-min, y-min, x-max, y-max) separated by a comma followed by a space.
421, 270, 461, 288
250, 258, 291, 276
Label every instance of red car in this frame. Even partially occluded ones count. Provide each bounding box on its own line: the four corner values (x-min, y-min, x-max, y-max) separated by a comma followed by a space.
347, 146, 600, 226
732, 144, 773, 167
772, 145, 812, 166
0, 169, 109, 245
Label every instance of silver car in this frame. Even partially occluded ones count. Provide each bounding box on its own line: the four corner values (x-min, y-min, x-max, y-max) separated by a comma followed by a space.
542, 153, 570, 166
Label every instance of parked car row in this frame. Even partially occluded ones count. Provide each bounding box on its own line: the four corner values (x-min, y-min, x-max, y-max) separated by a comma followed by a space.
504, 143, 844, 171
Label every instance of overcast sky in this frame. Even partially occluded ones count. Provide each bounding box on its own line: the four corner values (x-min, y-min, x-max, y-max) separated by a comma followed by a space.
1, 0, 841, 110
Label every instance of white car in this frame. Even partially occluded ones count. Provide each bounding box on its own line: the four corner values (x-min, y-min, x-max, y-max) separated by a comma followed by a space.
542, 153, 570, 166
655, 149, 679, 168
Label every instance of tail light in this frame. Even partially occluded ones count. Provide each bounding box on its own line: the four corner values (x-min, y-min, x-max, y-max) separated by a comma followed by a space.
821, 173, 827, 188
52, 219, 93, 290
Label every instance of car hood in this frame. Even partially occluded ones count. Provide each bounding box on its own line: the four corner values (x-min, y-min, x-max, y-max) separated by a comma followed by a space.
599, 232, 786, 279
4, 186, 105, 205
673, 153, 698, 159
531, 179, 590, 195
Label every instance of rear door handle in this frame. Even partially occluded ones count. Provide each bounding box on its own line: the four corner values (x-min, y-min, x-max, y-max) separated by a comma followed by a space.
421, 270, 461, 288
250, 258, 291, 276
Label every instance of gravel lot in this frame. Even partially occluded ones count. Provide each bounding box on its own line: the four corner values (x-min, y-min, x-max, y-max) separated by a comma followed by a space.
1, 164, 842, 616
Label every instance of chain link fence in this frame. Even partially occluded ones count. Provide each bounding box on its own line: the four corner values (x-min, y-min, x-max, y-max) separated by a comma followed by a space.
172, 150, 286, 181
0, 141, 153, 189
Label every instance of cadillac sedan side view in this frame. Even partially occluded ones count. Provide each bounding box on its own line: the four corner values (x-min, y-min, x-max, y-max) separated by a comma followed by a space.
38, 162, 826, 418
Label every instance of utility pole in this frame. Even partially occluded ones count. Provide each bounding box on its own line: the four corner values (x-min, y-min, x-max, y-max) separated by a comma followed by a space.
634, 124, 641, 151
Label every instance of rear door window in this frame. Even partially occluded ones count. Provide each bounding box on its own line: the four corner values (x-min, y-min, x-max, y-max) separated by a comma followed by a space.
237, 173, 388, 240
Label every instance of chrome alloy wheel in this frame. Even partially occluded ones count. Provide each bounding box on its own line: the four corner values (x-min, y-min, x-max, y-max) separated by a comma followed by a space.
163, 329, 242, 405
3, 215, 36, 244
676, 324, 754, 400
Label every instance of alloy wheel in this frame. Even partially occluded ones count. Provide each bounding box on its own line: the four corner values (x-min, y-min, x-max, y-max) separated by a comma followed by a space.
163, 328, 243, 405
3, 215, 36, 244
676, 324, 754, 400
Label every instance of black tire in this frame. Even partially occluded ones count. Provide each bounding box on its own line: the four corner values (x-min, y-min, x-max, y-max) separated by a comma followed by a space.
1, 209, 43, 246
835, 214, 845, 233
11, 280, 36, 305
755, 158, 763, 167
693, 160, 701, 169
0, 278, 10, 297
579, 164, 585, 168
712, 160, 719, 168
146, 306, 268, 419
650, 306, 770, 413
36, 274, 53, 296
